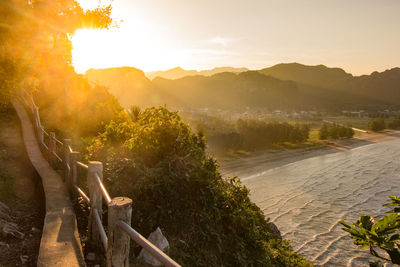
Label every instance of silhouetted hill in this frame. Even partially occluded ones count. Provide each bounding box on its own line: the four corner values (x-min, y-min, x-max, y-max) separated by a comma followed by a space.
258, 63, 400, 110
146, 66, 248, 80
259, 63, 353, 89
86, 64, 400, 111
86, 67, 159, 107
345, 68, 400, 107
152, 71, 299, 109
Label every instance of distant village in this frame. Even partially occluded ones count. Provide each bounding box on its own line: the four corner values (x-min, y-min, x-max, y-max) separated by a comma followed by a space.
174, 107, 400, 121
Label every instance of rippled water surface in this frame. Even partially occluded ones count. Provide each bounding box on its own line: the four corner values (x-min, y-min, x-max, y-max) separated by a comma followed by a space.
239, 140, 400, 266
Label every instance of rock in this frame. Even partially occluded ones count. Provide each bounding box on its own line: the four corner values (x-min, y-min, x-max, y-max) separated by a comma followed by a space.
138, 227, 170, 266
0, 201, 10, 213
31, 227, 41, 234
0, 201, 12, 222
268, 222, 282, 239
20, 255, 29, 264
0, 241, 10, 249
0, 218, 24, 239
86, 252, 96, 261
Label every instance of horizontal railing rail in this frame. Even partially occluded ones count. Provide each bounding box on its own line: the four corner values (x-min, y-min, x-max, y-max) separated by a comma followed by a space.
118, 221, 181, 267
19, 88, 181, 267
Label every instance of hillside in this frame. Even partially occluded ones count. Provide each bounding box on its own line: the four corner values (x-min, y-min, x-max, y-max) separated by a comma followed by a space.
259, 63, 353, 89
146, 66, 248, 80
258, 63, 400, 110
86, 67, 158, 107
152, 71, 299, 109
86, 64, 400, 111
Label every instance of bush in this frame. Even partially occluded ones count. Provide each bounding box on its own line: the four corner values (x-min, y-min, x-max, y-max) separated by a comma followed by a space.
87, 107, 311, 266
387, 118, 400, 129
319, 123, 354, 140
368, 119, 385, 132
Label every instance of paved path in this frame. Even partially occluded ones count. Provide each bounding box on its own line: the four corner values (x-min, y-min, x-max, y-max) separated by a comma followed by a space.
12, 99, 85, 267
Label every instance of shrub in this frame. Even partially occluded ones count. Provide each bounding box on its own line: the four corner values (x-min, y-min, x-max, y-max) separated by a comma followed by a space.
319, 123, 354, 140
87, 107, 311, 266
368, 119, 385, 132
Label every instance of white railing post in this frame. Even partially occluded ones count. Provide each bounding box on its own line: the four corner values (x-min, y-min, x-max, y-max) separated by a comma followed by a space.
88, 161, 103, 248
107, 197, 132, 267
48, 132, 56, 165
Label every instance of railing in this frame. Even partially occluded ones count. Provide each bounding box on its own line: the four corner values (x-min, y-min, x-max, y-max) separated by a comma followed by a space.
19, 89, 181, 267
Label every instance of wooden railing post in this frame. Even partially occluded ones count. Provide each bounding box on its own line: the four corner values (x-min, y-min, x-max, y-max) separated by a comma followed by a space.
88, 161, 103, 248
69, 151, 80, 193
48, 132, 56, 165
63, 139, 72, 183
107, 197, 132, 267
38, 127, 44, 147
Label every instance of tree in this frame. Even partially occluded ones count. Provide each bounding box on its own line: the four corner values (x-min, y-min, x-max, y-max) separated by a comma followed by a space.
86, 107, 311, 266
340, 196, 400, 265
319, 123, 328, 140
368, 119, 385, 132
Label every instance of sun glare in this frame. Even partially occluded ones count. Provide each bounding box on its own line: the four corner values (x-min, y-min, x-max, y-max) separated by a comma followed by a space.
72, 26, 187, 74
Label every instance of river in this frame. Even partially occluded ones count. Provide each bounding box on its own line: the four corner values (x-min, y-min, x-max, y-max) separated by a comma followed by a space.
223, 139, 400, 266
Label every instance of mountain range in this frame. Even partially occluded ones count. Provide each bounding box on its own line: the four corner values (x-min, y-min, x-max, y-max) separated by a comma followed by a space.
85, 63, 400, 111
146, 66, 249, 80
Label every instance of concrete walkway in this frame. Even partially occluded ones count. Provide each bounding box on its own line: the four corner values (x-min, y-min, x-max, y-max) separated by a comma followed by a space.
12, 99, 85, 266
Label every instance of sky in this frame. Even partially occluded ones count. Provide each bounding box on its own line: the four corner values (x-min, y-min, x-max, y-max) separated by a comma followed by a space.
73, 0, 400, 75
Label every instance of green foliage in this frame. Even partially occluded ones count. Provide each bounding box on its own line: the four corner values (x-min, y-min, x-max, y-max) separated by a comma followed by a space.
368, 119, 385, 132
387, 118, 400, 130
236, 119, 310, 150
318, 123, 354, 140
87, 107, 311, 266
182, 114, 311, 154
340, 195, 400, 265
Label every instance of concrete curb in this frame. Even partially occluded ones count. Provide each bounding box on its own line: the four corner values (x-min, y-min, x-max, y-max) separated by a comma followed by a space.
12, 99, 85, 266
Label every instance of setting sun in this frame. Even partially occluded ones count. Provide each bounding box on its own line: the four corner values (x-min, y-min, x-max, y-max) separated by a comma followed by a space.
72, 25, 187, 73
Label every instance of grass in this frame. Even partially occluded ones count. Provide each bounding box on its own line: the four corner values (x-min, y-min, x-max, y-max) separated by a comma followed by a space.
308, 128, 320, 142
326, 117, 371, 130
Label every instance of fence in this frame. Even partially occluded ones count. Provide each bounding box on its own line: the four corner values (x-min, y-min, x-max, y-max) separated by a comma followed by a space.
19, 89, 181, 267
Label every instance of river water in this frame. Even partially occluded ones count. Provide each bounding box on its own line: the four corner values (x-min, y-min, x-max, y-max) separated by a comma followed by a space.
229, 140, 400, 266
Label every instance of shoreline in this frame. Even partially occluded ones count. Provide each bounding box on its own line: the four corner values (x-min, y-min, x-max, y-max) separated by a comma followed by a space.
219, 130, 400, 179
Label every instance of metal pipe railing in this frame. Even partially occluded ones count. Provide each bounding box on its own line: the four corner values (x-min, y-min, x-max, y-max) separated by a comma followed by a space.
93, 208, 108, 251
117, 221, 181, 267
76, 161, 88, 170
53, 151, 63, 163
74, 185, 90, 204
55, 138, 63, 146
94, 172, 112, 204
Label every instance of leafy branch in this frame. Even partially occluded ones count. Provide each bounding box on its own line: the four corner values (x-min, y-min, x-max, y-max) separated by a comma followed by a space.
340, 196, 400, 265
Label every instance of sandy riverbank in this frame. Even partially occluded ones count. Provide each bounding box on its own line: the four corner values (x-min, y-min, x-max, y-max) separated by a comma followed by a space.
219, 130, 400, 178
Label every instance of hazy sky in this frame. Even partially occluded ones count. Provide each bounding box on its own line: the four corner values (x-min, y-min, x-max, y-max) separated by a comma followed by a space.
73, 0, 400, 75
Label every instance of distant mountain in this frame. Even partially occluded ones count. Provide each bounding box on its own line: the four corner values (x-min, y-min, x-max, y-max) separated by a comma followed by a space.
86, 64, 400, 111
258, 63, 353, 89
346, 68, 400, 107
258, 63, 400, 110
86, 67, 158, 107
152, 71, 298, 110
146, 66, 248, 80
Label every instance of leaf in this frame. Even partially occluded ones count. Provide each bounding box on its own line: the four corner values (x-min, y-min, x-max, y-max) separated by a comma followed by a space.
358, 215, 375, 231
